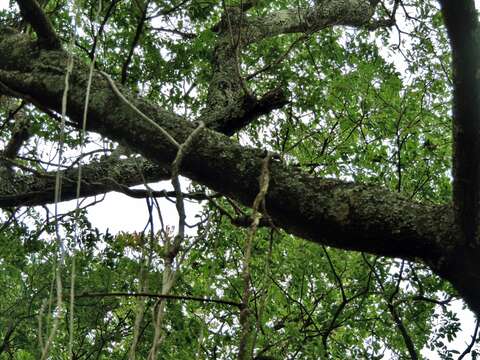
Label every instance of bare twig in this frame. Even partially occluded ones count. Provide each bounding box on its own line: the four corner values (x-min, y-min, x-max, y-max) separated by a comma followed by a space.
458, 319, 480, 360
76, 292, 241, 308
100, 71, 180, 148
238, 152, 271, 360
121, 0, 151, 84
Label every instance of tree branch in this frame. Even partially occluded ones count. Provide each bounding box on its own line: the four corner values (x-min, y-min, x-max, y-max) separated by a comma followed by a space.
201, 86, 289, 136
2, 113, 31, 161
0, 29, 450, 261
76, 291, 241, 308
15, 0, 61, 49
439, 0, 480, 246
202, 0, 381, 134
120, 0, 150, 84
0, 27, 473, 314
458, 319, 480, 360
0, 157, 170, 207
242, 0, 379, 45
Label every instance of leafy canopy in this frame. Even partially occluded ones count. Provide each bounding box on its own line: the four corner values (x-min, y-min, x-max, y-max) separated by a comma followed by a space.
0, 0, 475, 359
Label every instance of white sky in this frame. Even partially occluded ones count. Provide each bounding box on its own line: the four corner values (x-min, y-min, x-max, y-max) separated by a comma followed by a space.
0, 0, 478, 357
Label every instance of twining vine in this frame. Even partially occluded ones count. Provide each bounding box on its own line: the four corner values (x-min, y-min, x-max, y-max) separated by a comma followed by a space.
40, 4, 75, 357
101, 55, 210, 358
238, 152, 272, 360
23, 1, 279, 358
69, 0, 103, 357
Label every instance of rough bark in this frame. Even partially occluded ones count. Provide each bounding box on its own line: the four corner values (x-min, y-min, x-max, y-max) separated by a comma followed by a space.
16, 0, 61, 50
1, 0, 480, 317
435, 0, 480, 319
0, 28, 463, 305
0, 157, 170, 207
200, 0, 380, 133
242, 0, 377, 44
440, 0, 480, 246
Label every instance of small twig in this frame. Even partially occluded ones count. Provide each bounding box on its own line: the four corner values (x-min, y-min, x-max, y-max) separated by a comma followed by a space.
76, 292, 241, 308
148, 120, 204, 359
170, 121, 205, 250
458, 319, 480, 360
100, 71, 180, 148
246, 33, 310, 80
152, 27, 196, 39
146, 0, 190, 19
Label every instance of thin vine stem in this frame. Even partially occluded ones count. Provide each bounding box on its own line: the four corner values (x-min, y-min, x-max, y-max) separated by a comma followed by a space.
68, 1, 103, 358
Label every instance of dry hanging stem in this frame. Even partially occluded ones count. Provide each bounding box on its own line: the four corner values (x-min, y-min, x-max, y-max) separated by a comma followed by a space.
69, 2, 103, 357
102, 61, 206, 358
128, 176, 157, 359
148, 121, 204, 359
40, 37, 75, 360
238, 152, 271, 360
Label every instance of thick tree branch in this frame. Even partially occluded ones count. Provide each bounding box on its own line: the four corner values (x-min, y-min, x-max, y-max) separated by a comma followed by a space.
0, 157, 169, 207
0, 28, 476, 314
242, 0, 378, 45
2, 113, 31, 161
439, 0, 480, 246
201, 87, 289, 136
431, 0, 480, 315
16, 0, 61, 50
0, 30, 451, 261
203, 0, 381, 133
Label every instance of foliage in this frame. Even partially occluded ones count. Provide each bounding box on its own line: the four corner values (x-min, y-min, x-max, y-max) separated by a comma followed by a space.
0, 0, 477, 359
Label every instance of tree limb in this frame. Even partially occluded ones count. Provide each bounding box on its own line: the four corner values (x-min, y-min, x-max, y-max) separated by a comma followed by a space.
120, 0, 150, 84
2, 113, 31, 161
15, 0, 61, 49
202, 0, 382, 133
201, 86, 289, 136
439, 0, 480, 246
242, 0, 378, 45
0, 29, 451, 264
0, 26, 475, 315
0, 157, 170, 207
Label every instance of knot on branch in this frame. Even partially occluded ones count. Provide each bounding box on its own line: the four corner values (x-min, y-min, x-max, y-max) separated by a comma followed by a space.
205, 87, 289, 136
